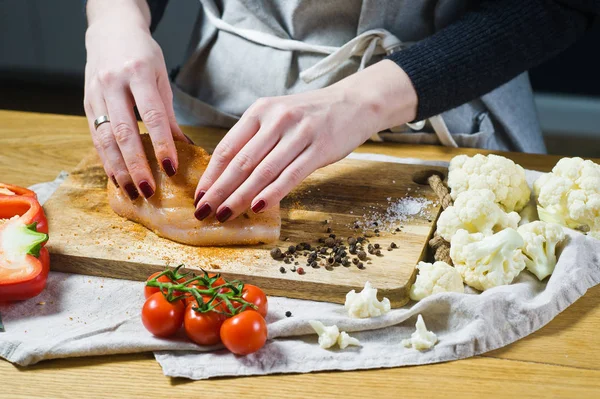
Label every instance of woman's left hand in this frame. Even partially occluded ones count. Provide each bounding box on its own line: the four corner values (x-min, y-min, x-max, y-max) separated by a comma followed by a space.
193, 60, 418, 222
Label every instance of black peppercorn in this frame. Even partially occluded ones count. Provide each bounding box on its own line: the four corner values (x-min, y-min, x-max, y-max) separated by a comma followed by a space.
374, 229, 380, 234
357, 237, 365, 243
327, 257, 334, 264
357, 251, 367, 261
391, 242, 397, 248
349, 245, 357, 255
326, 227, 332, 233
279, 266, 286, 273
318, 237, 325, 243
270, 247, 282, 259
324, 237, 335, 248
288, 245, 296, 254
375, 249, 381, 256
374, 243, 380, 249
320, 247, 328, 254
310, 261, 318, 268
347, 237, 357, 246
285, 311, 292, 317
352, 258, 359, 265
357, 262, 365, 269
325, 265, 333, 271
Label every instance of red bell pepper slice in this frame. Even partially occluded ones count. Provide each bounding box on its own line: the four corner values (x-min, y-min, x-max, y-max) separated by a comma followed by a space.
0, 195, 50, 301
0, 183, 37, 199
0, 194, 48, 235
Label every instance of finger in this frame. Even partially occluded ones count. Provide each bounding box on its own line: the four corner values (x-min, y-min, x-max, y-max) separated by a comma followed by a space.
157, 72, 190, 145
194, 116, 260, 206
87, 90, 140, 200
213, 134, 307, 221
104, 87, 155, 199
251, 147, 319, 213
130, 72, 179, 177
84, 94, 111, 178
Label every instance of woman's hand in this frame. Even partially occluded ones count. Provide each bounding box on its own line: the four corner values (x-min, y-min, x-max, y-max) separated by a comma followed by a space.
84, 0, 188, 200
193, 60, 418, 222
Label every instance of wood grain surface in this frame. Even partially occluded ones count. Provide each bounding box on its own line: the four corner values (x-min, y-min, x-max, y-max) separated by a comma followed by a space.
44, 147, 444, 307
1, 111, 599, 398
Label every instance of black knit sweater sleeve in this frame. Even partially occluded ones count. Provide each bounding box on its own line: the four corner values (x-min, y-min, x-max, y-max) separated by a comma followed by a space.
387, 0, 600, 121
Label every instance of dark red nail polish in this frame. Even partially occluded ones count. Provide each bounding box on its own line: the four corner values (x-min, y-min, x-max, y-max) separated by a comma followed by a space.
194, 203, 212, 221
124, 183, 139, 200
184, 134, 194, 145
139, 181, 154, 198
216, 207, 232, 223
111, 175, 119, 188
251, 200, 266, 213
194, 190, 205, 207
162, 158, 176, 177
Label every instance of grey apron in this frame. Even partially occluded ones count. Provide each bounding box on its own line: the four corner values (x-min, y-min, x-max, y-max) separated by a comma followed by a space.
172, 0, 546, 154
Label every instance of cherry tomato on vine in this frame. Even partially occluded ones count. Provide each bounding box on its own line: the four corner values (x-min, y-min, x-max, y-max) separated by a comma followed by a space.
184, 303, 224, 346
141, 292, 185, 337
144, 272, 186, 299
234, 284, 268, 317
220, 310, 268, 355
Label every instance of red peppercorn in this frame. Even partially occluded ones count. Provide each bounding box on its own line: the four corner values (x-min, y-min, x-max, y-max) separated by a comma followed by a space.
297, 267, 305, 275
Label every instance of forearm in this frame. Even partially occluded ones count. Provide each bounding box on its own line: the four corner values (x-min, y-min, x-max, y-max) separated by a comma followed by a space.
86, 0, 151, 30
388, 0, 599, 120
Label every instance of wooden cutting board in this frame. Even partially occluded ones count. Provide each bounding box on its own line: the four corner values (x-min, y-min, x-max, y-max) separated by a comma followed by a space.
45, 152, 445, 307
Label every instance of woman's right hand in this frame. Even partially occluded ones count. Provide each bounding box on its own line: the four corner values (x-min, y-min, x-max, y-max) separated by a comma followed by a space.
84, 2, 188, 200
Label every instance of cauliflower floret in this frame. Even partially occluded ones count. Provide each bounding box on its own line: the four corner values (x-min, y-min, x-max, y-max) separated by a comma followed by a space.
533, 157, 600, 236
450, 228, 526, 291
309, 320, 340, 349
402, 314, 438, 351
517, 221, 566, 281
409, 261, 464, 301
337, 331, 361, 349
437, 189, 520, 240
344, 281, 391, 318
309, 321, 361, 350
448, 154, 531, 212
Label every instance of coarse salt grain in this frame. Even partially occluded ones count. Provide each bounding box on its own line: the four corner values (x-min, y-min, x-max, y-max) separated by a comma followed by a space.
353, 196, 433, 232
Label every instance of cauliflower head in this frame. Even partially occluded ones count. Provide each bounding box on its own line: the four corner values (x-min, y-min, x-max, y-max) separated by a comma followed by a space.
345, 281, 391, 318
450, 228, 526, 291
437, 189, 520, 240
409, 261, 464, 301
517, 221, 566, 281
448, 154, 531, 212
533, 157, 600, 235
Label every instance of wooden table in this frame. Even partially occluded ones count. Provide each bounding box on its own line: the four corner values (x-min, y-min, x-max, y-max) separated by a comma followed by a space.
1, 110, 598, 398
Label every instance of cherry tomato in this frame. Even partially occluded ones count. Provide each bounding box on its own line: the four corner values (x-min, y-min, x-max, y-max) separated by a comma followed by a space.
183, 303, 224, 346
220, 310, 268, 355
144, 272, 186, 299
141, 292, 185, 337
234, 284, 268, 318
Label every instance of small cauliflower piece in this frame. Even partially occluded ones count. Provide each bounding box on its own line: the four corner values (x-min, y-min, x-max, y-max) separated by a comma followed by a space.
345, 281, 391, 318
437, 189, 520, 241
337, 331, 361, 349
450, 228, 526, 291
409, 261, 463, 301
402, 314, 438, 351
448, 154, 531, 212
309, 320, 340, 349
533, 157, 600, 236
517, 221, 566, 281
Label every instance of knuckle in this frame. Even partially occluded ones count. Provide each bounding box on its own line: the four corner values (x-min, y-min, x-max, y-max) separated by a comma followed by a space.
256, 161, 277, 182
268, 185, 285, 201
98, 131, 115, 151
287, 166, 305, 184
97, 69, 117, 86
232, 152, 255, 174
123, 58, 148, 76
112, 122, 134, 144
142, 108, 166, 129
213, 142, 235, 166
211, 186, 228, 201
126, 157, 147, 176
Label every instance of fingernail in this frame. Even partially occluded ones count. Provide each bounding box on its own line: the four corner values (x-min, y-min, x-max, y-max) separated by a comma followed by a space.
216, 207, 232, 223
139, 181, 154, 198
194, 190, 205, 207
162, 158, 176, 177
194, 203, 212, 221
124, 183, 139, 200
251, 200, 266, 213
111, 175, 119, 188
184, 134, 194, 145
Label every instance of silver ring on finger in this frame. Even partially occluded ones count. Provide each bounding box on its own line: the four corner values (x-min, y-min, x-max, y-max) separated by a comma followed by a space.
94, 115, 110, 130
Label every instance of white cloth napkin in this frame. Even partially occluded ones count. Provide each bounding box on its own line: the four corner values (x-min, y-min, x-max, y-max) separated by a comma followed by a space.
0, 155, 598, 381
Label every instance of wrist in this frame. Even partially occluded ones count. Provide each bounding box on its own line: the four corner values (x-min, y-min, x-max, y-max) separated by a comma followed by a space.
86, 0, 151, 31
334, 60, 418, 132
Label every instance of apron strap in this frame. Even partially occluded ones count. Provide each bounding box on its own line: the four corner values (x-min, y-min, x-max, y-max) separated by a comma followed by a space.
198, 0, 458, 148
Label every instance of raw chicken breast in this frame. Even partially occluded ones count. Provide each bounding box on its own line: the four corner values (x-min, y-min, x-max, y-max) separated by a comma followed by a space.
108, 135, 281, 246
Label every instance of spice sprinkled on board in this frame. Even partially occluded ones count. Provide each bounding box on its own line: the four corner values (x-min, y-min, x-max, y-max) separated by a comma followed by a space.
353, 196, 433, 232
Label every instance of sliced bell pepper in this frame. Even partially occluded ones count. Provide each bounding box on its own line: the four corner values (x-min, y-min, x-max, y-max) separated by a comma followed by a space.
0, 183, 37, 199
0, 195, 50, 301
0, 194, 48, 235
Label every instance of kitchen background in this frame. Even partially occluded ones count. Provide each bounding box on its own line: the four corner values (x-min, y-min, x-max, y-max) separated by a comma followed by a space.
1, 1, 599, 157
